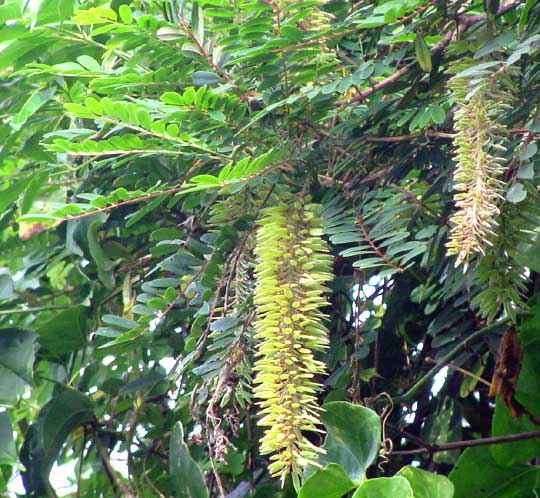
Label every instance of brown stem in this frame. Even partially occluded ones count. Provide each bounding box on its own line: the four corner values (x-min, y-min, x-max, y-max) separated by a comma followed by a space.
337, 0, 523, 105
425, 357, 492, 387
365, 128, 540, 143
393, 430, 540, 456
92, 427, 135, 498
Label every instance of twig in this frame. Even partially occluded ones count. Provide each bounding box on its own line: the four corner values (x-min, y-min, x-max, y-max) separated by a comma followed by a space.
398, 317, 512, 404
337, 0, 523, 105
425, 356, 492, 387
142, 442, 168, 498
392, 430, 540, 456
92, 427, 135, 498
76, 429, 87, 498
366, 131, 456, 142
365, 128, 540, 143
394, 0, 437, 26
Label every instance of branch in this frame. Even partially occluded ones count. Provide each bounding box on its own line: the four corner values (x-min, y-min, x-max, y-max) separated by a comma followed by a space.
337, 0, 523, 105
365, 128, 540, 143
393, 430, 540, 456
92, 428, 135, 498
398, 317, 511, 404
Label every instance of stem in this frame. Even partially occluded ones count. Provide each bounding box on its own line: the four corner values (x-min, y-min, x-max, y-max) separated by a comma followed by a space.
92, 427, 135, 498
393, 430, 540, 456
337, 0, 523, 105
398, 317, 510, 404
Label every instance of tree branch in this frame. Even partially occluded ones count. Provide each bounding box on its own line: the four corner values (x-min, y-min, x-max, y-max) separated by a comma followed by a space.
92, 428, 135, 498
393, 430, 540, 456
337, 0, 523, 105
398, 317, 510, 404
365, 128, 540, 143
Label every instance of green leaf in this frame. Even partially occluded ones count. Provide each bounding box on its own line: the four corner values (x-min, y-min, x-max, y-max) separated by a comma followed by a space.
35, 0, 76, 25
453, 61, 502, 79
519, 142, 537, 161
125, 193, 169, 228
20, 389, 94, 496
119, 4, 133, 23
0, 2, 22, 23
193, 71, 221, 86
299, 464, 356, 498
192, 1, 204, 43
415, 33, 432, 72
0, 412, 17, 466
86, 215, 115, 289
430, 106, 446, 124
397, 467, 454, 498
519, 0, 536, 30
506, 183, 527, 203
450, 447, 540, 498
17, 213, 58, 224
189, 174, 221, 185
170, 422, 209, 498
76, 55, 101, 72
319, 402, 381, 485
491, 398, 540, 466
0, 178, 30, 216
10, 88, 55, 130
0, 328, 36, 405
474, 32, 515, 59
37, 306, 88, 355
120, 371, 165, 394
352, 477, 414, 498
516, 163, 534, 180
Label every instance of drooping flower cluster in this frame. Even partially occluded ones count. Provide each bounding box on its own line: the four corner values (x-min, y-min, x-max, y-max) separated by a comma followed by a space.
253, 200, 333, 483
446, 67, 512, 270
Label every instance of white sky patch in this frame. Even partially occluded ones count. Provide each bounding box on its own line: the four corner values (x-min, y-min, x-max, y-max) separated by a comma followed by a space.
102, 355, 115, 366
159, 356, 176, 373
431, 366, 448, 397
404, 402, 417, 424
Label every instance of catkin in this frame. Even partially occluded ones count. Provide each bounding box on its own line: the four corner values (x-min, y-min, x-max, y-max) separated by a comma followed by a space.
253, 200, 333, 483
446, 68, 511, 269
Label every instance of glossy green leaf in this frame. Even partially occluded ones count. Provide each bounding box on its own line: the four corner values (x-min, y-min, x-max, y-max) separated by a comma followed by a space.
319, 402, 381, 484
450, 447, 540, 498
491, 398, 540, 466
86, 215, 115, 289
519, 0, 536, 30
299, 464, 356, 498
397, 466, 454, 498
352, 477, 414, 498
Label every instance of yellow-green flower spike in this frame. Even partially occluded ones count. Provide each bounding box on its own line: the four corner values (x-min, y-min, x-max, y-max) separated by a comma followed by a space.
253, 201, 333, 484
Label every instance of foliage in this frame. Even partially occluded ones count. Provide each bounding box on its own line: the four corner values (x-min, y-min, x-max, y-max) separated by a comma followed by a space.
1, 0, 540, 497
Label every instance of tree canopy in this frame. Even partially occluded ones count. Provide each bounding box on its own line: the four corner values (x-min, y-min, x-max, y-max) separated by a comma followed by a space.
1, 0, 540, 496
